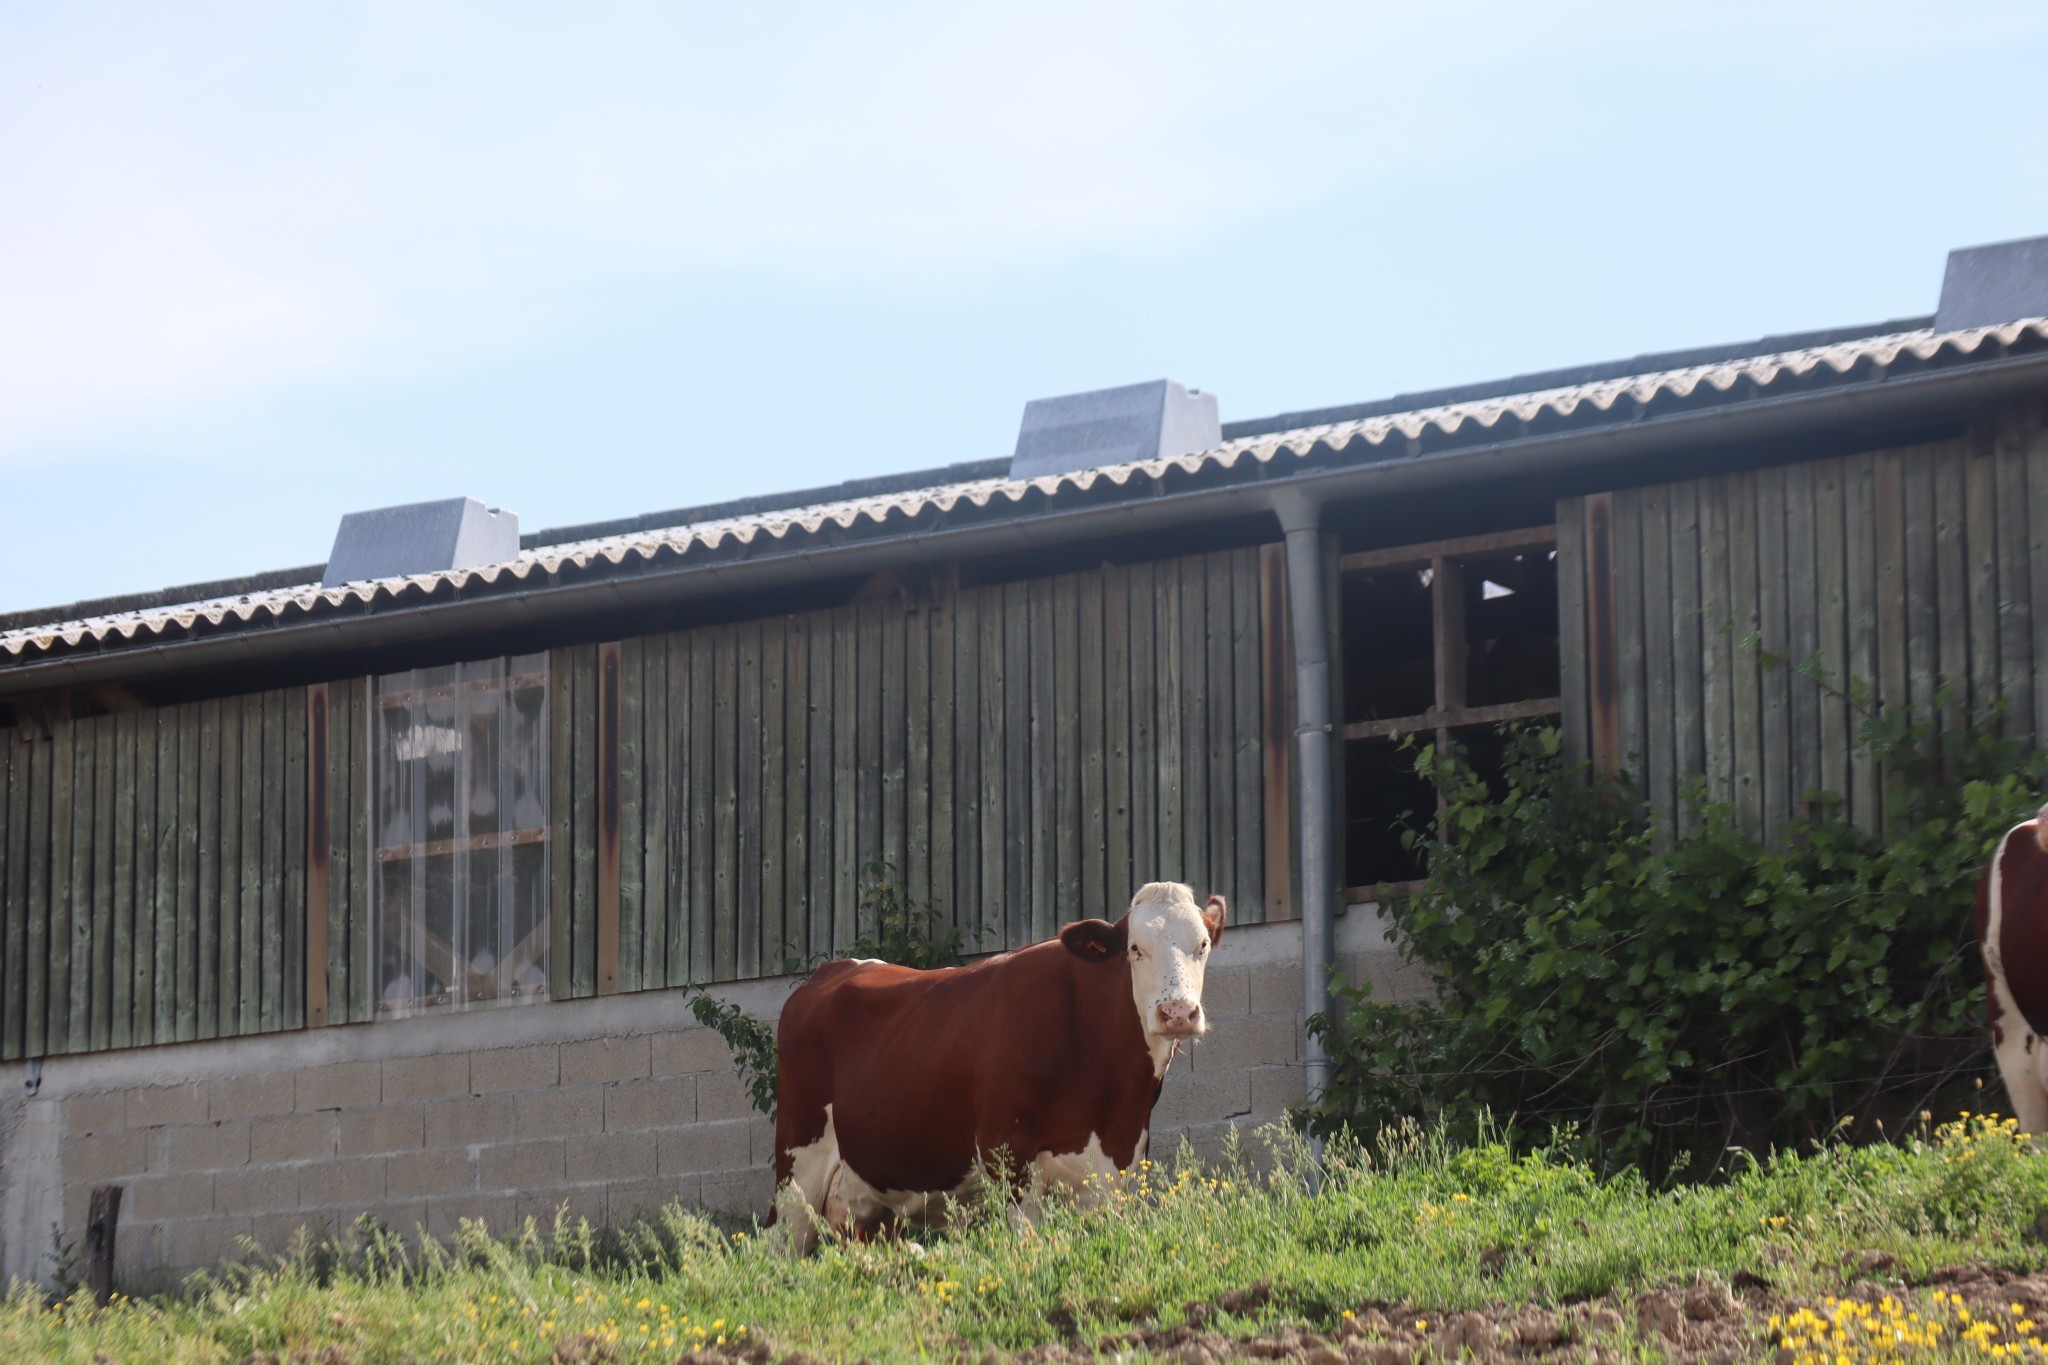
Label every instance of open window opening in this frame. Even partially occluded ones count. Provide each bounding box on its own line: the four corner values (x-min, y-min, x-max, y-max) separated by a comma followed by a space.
371, 653, 551, 1016
1338, 527, 1560, 896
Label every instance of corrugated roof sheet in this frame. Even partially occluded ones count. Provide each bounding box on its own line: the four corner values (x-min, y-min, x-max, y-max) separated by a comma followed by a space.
7, 316, 2047, 668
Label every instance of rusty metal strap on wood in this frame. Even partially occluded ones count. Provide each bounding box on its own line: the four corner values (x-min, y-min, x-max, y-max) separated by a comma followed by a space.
1338, 525, 1558, 573
372, 827, 548, 862
1343, 696, 1563, 740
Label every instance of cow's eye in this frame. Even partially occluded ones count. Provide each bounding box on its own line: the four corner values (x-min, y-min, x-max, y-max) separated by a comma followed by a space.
1129, 946, 1143, 959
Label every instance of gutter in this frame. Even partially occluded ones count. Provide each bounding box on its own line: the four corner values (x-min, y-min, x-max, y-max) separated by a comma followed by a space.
4, 347, 2048, 701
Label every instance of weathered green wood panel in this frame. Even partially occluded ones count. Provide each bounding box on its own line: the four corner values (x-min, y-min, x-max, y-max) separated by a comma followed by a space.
1611, 488, 1649, 788
1668, 483, 1705, 831
1053, 575, 1082, 926
1756, 467, 1792, 834
881, 604, 907, 902
1727, 473, 1764, 834
1027, 579, 1055, 943
806, 612, 835, 967
1125, 561, 1157, 904
573, 646, 600, 998
1639, 485, 1675, 835
1153, 563, 1182, 883
1232, 548, 1265, 926
1813, 462, 1851, 814
663, 633, 691, 985
1966, 448, 2000, 724
2030, 421, 2048, 743
1994, 429, 2034, 743
176, 699, 201, 1039
618, 636, 646, 994
347, 677, 373, 1026
950, 590, 981, 947
109, 712, 136, 1051
1698, 478, 1736, 807
256, 690, 283, 1034
85, 715, 111, 1051
26, 730, 53, 1057
705, 626, 739, 983
904, 604, 931, 920
735, 621, 763, 982
1078, 572, 1107, 921
1556, 496, 1590, 772
1204, 553, 1236, 908
924, 602, 954, 943
778, 621, 807, 973
1876, 451, 1910, 724
131, 711, 158, 1046
1000, 581, 1031, 949
1844, 454, 1882, 833
1590, 416, 2048, 845
759, 618, 787, 974
1784, 463, 1823, 817
549, 651, 575, 1001
1933, 444, 1969, 751
833, 609, 860, 950
2, 737, 25, 1060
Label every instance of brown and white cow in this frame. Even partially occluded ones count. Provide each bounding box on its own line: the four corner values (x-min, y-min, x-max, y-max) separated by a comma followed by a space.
772, 881, 1225, 1244
1977, 803, 2048, 1134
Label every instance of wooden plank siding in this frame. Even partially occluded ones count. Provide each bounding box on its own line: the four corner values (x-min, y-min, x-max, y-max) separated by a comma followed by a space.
1, 544, 1285, 1057
566, 545, 1283, 987
1566, 422, 2047, 844
0, 689, 309, 1059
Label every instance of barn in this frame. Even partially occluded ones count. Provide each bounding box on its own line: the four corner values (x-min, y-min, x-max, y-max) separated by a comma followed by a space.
4, 235, 2048, 1288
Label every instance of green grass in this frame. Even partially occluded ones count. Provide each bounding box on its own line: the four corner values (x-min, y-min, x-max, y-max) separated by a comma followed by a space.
9, 1111, 2048, 1363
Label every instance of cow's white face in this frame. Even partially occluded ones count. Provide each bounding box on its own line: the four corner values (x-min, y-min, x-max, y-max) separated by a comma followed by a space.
1124, 882, 1226, 1071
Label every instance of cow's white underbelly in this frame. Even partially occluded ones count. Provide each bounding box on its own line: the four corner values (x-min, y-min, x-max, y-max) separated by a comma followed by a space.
779, 1105, 1142, 1247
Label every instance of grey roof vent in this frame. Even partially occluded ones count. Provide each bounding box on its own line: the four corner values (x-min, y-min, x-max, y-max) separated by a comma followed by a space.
1936, 233, 2048, 332
1010, 379, 1220, 479
322, 497, 520, 588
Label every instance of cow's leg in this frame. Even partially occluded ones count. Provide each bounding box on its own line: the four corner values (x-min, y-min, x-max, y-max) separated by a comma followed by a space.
1032, 1132, 1122, 1209
1996, 1028, 2048, 1137
1984, 834, 2048, 1137
773, 1104, 845, 1254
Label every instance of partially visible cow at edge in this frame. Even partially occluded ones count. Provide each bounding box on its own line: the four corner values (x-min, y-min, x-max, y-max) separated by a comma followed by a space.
1977, 803, 2048, 1134
772, 881, 1226, 1246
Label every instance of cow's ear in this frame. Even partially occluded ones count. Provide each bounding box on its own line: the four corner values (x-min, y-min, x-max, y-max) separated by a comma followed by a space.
1060, 917, 1128, 961
1202, 894, 1227, 948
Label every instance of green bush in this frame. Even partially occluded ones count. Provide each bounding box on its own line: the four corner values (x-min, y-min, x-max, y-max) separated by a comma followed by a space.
1302, 669, 2048, 1175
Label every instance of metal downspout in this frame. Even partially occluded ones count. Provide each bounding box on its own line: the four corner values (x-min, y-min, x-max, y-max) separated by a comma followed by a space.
1270, 490, 1336, 1118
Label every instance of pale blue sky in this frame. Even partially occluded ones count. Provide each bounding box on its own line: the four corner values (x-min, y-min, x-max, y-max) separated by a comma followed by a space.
5, 2, 2048, 615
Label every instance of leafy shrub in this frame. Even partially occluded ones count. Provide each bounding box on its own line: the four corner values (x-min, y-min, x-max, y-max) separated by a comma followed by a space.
1303, 666, 2048, 1175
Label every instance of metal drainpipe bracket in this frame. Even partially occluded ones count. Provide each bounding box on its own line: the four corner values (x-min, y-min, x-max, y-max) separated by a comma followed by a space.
23, 1057, 42, 1096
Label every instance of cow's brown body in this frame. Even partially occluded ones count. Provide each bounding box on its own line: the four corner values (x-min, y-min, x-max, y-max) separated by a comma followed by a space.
772, 882, 1223, 1243
1976, 805, 2048, 1133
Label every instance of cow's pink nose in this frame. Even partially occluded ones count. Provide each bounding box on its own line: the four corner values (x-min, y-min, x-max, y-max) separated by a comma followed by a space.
1156, 1001, 1202, 1035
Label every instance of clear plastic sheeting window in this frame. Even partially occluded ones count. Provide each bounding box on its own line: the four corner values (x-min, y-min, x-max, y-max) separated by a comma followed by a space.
371, 653, 550, 1017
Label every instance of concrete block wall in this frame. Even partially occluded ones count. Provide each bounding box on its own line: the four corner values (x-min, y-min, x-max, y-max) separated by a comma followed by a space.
0, 908, 1420, 1292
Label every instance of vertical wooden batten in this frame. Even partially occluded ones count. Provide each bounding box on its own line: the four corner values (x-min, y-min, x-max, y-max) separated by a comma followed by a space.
597, 642, 622, 995
305, 684, 330, 1028
1583, 493, 1620, 775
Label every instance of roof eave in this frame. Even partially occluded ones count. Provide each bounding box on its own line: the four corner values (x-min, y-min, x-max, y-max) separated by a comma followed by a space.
6, 339, 2044, 701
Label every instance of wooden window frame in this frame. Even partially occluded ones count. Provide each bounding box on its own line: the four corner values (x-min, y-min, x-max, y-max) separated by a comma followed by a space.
1338, 523, 1561, 901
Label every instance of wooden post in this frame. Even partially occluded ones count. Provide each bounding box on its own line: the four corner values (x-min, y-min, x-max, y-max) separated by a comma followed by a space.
84, 1184, 122, 1305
